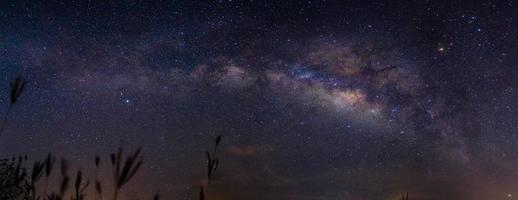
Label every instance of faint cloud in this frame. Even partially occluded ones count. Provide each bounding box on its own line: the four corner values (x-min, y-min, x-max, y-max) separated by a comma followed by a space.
226, 144, 259, 156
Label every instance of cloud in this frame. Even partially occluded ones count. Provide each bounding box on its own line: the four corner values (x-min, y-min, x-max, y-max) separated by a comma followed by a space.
226, 144, 259, 157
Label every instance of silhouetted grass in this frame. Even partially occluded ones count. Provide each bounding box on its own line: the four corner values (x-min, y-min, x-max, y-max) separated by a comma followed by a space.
73, 170, 89, 200
94, 155, 102, 200
110, 147, 143, 200
0, 76, 26, 137
0, 149, 148, 200
401, 192, 409, 200
44, 154, 56, 197
29, 161, 45, 200
59, 158, 70, 199
0, 156, 28, 199
200, 135, 223, 200
0, 77, 222, 200
0, 135, 223, 200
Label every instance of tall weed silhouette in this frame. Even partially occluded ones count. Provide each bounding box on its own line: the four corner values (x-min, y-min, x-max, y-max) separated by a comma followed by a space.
110, 147, 143, 200
200, 135, 222, 200
0, 76, 26, 137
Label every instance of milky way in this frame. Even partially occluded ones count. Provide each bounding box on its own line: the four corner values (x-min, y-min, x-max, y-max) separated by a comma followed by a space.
0, 1, 517, 199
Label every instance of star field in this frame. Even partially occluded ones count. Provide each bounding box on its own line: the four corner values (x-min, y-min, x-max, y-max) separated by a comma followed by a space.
0, 0, 517, 199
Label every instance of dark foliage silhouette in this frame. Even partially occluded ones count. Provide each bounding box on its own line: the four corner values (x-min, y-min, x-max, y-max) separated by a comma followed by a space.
0, 77, 220, 200
0, 157, 29, 199
0, 76, 26, 137
110, 147, 143, 200
200, 135, 222, 200
401, 192, 409, 200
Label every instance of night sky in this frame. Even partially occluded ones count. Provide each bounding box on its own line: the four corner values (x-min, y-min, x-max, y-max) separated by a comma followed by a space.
0, 1, 517, 199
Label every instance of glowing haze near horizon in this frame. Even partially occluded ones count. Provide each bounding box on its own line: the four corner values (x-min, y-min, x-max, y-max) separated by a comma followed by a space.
0, 1, 517, 199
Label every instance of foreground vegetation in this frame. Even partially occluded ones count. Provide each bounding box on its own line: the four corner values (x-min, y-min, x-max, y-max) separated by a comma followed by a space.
0, 139, 222, 200
0, 76, 223, 200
